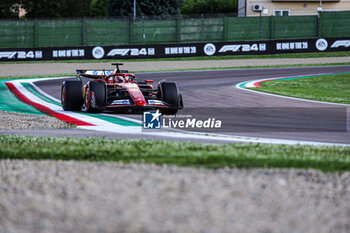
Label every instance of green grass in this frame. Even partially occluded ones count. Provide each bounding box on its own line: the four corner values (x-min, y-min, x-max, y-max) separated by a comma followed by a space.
0, 135, 349, 172
1, 51, 350, 64
254, 73, 350, 105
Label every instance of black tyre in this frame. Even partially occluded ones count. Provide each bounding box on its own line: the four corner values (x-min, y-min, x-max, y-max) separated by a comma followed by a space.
61, 80, 83, 111
85, 81, 106, 113
159, 82, 181, 115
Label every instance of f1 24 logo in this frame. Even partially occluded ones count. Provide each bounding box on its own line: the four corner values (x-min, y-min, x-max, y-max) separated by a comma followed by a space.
107, 48, 155, 56
219, 43, 266, 53
0, 51, 43, 59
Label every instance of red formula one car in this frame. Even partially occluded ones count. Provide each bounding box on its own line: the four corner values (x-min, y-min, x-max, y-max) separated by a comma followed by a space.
61, 63, 183, 115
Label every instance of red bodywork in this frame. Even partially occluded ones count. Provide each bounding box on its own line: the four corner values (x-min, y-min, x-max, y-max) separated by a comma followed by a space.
104, 73, 148, 106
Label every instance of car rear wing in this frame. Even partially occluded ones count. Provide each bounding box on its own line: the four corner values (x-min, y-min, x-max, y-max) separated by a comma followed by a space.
76, 70, 114, 79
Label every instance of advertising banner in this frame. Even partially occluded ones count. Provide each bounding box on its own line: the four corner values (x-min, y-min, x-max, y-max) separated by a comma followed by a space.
0, 37, 349, 62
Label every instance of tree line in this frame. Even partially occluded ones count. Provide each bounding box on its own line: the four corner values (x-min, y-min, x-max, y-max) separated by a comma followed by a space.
0, 0, 236, 18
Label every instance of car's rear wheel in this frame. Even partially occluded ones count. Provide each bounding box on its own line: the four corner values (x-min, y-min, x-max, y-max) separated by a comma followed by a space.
85, 81, 105, 113
61, 80, 83, 111
159, 82, 181, 115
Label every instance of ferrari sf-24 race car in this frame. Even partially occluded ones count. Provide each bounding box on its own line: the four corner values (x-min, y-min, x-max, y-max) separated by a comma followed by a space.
61, 63, 183, 115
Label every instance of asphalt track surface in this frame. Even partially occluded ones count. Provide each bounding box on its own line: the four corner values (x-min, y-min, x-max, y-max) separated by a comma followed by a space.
32, 65, 350, 144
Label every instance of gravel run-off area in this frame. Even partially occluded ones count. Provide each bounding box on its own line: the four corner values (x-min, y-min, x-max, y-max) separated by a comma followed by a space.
0, 160, 349, 233
0, 111, 71, 129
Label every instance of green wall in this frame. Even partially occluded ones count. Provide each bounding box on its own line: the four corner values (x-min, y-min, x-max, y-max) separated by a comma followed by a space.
0, 11, 349, 48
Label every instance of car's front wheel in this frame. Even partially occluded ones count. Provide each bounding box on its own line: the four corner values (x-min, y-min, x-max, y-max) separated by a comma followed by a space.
159, 82, 182, 115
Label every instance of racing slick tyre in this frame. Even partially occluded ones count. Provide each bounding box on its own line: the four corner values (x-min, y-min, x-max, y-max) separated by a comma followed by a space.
61, 80, 83, 111
85, 81, 106, 113
159, 82, 182, 115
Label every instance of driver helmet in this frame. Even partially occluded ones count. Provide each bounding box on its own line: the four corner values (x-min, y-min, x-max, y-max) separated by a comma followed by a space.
115, 76, 125, 83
